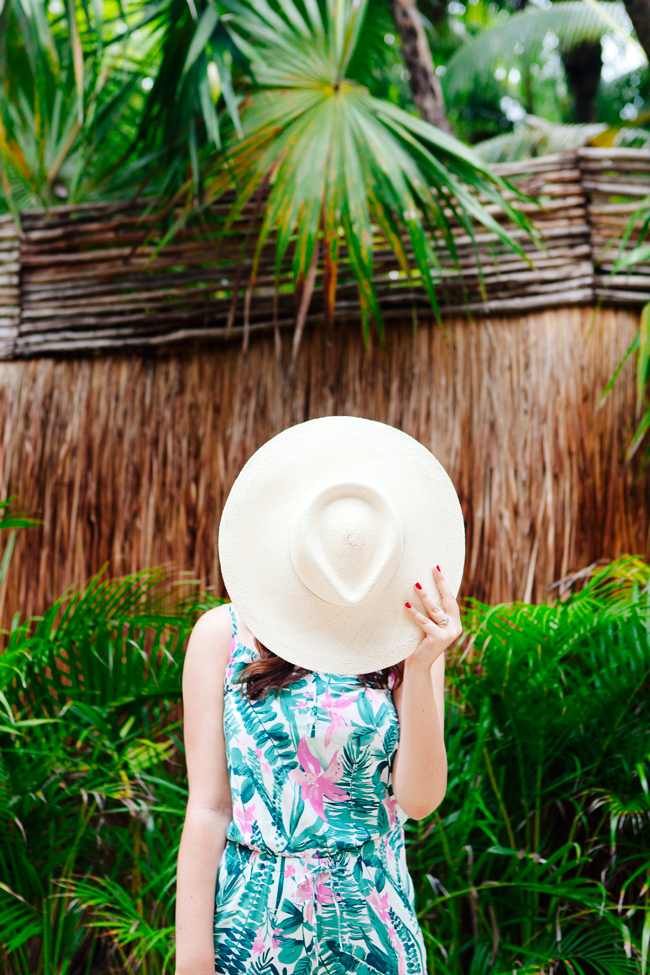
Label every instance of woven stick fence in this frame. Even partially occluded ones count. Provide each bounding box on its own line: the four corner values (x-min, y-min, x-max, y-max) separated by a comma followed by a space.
1, 147, 650, 359
0, 304, 647, 626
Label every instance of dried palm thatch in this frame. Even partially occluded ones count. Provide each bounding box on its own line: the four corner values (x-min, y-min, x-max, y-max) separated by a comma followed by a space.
0, 304, 645, 625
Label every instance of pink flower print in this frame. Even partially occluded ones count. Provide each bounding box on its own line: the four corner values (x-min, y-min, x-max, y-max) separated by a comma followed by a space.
369, 889, 403, 965
365, 687, 386, 707
251, 930, 265, 955
234, 800, 256, 841
272, 926, 282, 949
293, 688, 316, 713
254, 746, 271, 776
383, 793, 401, 828
284, 862, 296, 878
316, 880, 335, 904
288, 737, 349, 820
320, 691, 359, 746
294, 878, 315, 927
368, 888, 392, 924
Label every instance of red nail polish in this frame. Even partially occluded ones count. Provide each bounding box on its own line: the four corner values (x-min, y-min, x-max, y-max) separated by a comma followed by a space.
436, 565, 441, 572
415, 582, 422, 590
405, 601, 412, 608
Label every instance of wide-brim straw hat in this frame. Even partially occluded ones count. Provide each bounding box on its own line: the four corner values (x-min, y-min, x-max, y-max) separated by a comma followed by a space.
218, 416, 465, 675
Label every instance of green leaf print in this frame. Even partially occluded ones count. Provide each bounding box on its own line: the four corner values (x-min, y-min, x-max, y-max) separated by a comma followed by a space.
292, 957, 313, 975
275, 903, 303, 936
240, 777, 255, 805
277, 937, 304, 963
215, 609, 427, 974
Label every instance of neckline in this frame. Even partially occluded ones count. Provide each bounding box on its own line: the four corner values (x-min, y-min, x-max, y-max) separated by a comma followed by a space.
232, 608, 360, 682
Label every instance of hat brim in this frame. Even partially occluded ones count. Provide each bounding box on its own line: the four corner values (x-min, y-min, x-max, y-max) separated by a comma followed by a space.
218, 416, 465, 675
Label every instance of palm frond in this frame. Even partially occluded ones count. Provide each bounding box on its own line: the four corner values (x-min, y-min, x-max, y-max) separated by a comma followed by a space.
128, 0, 245, 198
0, 497, 40, 532
476, 114, 608, 161
444, 2, 637, 102
63, 876, 176, 970
475, 114, 650, 162
203, 0, 533, 362
0, 0, 148, 210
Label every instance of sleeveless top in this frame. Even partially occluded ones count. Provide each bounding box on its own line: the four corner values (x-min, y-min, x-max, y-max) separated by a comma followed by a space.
223, 606, 408, 854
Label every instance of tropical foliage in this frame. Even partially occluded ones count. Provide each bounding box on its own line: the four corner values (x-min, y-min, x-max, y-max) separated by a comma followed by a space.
409, 557, 650, 973
5, 0, 650, 350
196, 0, 534, 355
0, 532, 648, 972
445, 1, 631, 106
0, 0, 539, 353
0, 565, 207, 974
3, 0, 650, 198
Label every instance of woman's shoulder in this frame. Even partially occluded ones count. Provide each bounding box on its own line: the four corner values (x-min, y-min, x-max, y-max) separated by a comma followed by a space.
192, 601, 234, 636
185, 603, 234, 668
182, 604, 234, 709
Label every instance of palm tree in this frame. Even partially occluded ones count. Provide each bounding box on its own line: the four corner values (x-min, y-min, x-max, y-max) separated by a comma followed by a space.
188, 0, 533, 367
388, 0, 452, 131
443, 1, 637, 127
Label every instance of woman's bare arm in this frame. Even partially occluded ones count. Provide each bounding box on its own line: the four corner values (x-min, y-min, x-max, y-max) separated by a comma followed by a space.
175, 604, 233, 975
391, 566, 461, 820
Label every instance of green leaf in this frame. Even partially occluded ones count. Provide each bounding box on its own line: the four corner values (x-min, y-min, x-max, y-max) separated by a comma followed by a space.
637, 302, 650, 417
182, 4, 220, 77
199, 75, 221, 147
445, 2, 630, 100
613, 244, 650, 272
599, 329, 640, 407
199, 0, 534, 352
642, 910, 650, 975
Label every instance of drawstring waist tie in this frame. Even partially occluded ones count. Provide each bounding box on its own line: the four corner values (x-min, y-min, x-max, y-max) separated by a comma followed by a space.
220, 829, 408, 968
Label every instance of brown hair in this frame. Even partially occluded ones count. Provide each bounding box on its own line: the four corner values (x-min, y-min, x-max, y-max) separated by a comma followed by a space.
238, 639, 405, 701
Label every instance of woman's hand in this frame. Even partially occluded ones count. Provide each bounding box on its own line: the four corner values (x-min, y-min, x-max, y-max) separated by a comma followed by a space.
404, 565, 462, 670
391, 565, 457, 818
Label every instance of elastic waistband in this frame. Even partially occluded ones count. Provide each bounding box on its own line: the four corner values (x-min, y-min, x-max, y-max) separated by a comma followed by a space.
227, 825, 402, 864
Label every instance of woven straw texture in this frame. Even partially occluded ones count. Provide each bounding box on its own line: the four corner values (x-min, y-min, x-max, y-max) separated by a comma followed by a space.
0, 305, 647, 626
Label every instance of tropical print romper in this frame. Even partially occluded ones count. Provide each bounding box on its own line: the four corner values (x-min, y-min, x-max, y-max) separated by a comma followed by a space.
213, 606, 427, 974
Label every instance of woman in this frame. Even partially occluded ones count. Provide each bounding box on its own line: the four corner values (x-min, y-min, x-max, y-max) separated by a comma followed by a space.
175, 417, 465, 974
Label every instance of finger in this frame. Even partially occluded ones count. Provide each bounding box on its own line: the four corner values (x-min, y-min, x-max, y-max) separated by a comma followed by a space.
432, 565, 460, 616
413, 582, 446, 621
404, 601, 439, 634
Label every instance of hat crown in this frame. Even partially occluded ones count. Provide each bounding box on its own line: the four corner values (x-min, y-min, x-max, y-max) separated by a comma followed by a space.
289, 482, 404, 607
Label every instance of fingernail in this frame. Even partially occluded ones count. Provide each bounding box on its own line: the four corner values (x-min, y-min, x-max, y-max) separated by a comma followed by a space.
436, 565, 441, 572
405, 601, 412, 608
415, 582, 422, 590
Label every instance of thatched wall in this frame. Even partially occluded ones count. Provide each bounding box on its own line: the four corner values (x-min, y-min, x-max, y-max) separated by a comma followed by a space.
0, 303, 646, 624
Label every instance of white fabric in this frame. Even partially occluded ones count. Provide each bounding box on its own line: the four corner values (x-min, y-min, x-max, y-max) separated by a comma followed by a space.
218, 416, 465, 675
